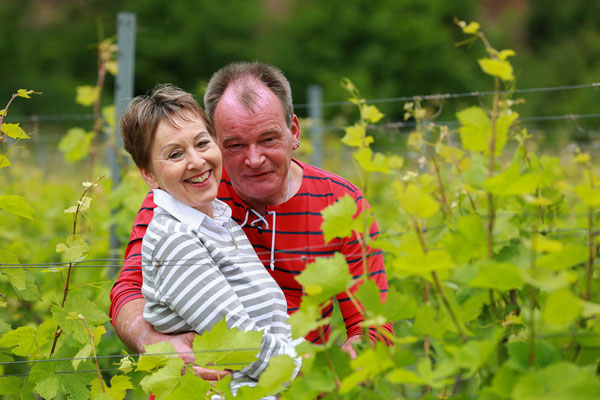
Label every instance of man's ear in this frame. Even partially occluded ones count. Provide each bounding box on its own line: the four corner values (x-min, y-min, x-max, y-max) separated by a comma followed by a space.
291, 114, 301, 149
140, 167, 159, 189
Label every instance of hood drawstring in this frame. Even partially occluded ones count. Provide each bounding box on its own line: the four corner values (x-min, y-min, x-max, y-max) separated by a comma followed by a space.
240, 209, 277, 271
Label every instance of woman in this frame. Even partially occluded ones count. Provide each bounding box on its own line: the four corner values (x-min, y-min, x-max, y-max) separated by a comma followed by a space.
119, 84, 300, 397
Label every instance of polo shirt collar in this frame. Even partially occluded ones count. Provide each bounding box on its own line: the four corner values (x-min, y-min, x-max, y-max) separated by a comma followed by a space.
153, 188, 231, 228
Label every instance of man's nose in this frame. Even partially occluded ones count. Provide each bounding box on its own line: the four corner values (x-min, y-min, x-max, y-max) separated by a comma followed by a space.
245, 144, 265, 168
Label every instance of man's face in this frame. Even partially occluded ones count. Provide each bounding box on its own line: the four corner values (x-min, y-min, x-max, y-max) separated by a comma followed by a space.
213, 84, 300, 211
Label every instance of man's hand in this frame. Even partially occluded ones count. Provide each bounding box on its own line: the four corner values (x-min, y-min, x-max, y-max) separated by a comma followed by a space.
341, 335, 362, 359
114, 298, 230, 380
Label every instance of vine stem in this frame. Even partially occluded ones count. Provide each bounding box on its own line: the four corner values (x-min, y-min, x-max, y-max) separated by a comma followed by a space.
49, 184, 94, 356
80, 316, 105, 393
586, 168, 596, 300
0, 93, 22, 165
412, 218, 467, 343
88, 49, 107, 181
445, 134, 478, 214
528, 225, 537, 365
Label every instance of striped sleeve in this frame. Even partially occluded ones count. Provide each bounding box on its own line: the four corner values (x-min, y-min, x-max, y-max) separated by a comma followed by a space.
144, 227, 292, 380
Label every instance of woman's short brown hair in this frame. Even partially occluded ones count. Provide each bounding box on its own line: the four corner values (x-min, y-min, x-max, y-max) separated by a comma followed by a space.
120, 84, 215, 171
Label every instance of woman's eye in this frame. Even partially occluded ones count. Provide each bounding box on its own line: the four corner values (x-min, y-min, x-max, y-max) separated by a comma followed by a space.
197, 140, 210, 148
168, 151, 182, 159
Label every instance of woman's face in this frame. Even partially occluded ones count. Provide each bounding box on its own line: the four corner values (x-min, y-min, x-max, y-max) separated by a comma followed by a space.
140, 112, 222, 218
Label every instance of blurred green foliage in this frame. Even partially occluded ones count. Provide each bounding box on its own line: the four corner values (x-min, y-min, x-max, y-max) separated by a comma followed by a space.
4, 0, 598, 125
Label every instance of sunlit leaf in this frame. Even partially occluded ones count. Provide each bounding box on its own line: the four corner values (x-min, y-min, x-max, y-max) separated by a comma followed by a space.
457, 106, 490, 153
396, 183, 439, 219
362, 104, 384, 123
1, 123, 29, 139
0, 249, 26, 291
498, 49, 516, 60
512, 362, 600, 400
320, 194, 357, 242
353, 147, 390, 174
542, 289, 582, 328
76, 85, 100, 107
296, 252, 353, 305
137, 342, 177, 371
140, 358, 184, 397
0, 195, 34, 219
462, 21, 480, 34
574, 185, 600, 207
58, 127, 94, 162
55, 234, 89, 263
478, 58, 514, 81
192, 319, 262, 368
468, 260, 524, 291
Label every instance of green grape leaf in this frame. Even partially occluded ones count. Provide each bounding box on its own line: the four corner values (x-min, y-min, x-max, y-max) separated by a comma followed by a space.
287, 303, 328, 339
320, 194, 357, 242
58, 127, 94, 162
258, 355, 297, 391
457, 107, 490, 153
91, 375, 134, 399
296, 252, 353, 305
140, 358, 184, 397
73, 344, 92, 372
341, 123, 371, 147
0, 249, 26, 290
443, 214, 487, 264
0, 195, 34, 219
362, 104, 384, 123
446, 327, 504, 376
193, 319, 262, 368
56, 234, 89, 263
0, 377, 22, 395
339, 344, 394, 394
1, 123, 29, 139
15, 271, 41, 301
102, 105, 116, 128
0, 326, 40, 357
507, 340, 559, 371
522, 269, 576, 292
65, 196, 93, 214
468, 260, 524, 291
478, 58, 514, 81
353, 147, 390, 174
0, 319, 10, 336
76, 85, 100, 107
163, 373, 211, 400
0, 156, 11, 168
542, 289, 582, 328
51, 294, 109, 344
495, 111, 519, 155
413, 305, 447, 338
35, 375, 61, 399
483, 162, 539, 197
137, 342, 177, 371
574, 185, 600, 207
396, 183, 439, 219
512, 362, 600, 400
536, 244, 588, 271
356, 280, 416, 322
392, 248, 454, 278
498, 49, 516, 60
461, 21, 480, 34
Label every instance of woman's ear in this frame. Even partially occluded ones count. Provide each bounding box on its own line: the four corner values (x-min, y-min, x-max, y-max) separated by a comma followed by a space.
140, 167, 159, 189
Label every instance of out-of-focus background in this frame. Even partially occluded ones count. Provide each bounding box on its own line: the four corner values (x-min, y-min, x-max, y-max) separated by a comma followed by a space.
4, 0, 600, 139
1, 2, 600, 396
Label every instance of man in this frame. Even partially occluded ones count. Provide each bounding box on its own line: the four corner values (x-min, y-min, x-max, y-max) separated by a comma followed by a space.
110, 62, 393, 377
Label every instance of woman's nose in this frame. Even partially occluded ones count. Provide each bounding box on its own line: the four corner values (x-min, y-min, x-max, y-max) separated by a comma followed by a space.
187, 150, 205, 169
